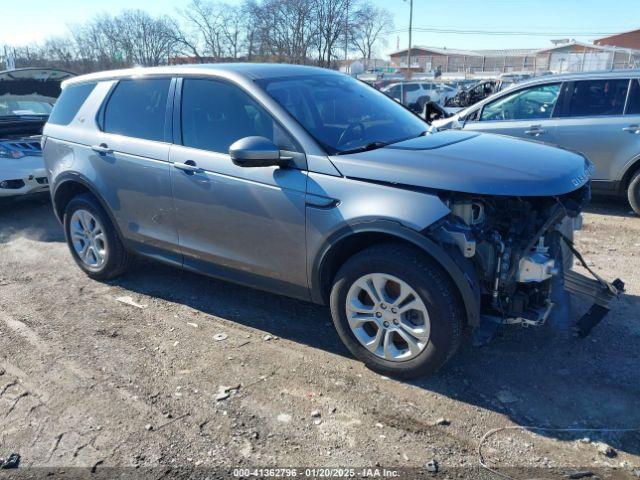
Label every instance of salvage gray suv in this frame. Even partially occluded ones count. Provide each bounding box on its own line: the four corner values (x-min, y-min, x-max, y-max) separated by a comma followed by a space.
43, 64, 621, 379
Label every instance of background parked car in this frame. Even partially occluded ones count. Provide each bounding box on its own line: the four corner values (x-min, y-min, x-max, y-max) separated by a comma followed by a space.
381, 81, 457, 109
0, 68, 74, 200
444, 79, 498, 108
432, 70, 640, 214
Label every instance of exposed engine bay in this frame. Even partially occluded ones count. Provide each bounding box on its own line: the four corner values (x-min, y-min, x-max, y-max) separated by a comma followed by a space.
430, 184, 623, 336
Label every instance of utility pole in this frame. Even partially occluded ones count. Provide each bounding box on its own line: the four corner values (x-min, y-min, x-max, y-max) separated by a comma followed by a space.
344, 0, 350, 67
405, 0, 413, 80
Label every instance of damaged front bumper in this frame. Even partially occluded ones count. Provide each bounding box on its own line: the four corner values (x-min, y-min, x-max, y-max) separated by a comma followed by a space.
561, 234, 625, 337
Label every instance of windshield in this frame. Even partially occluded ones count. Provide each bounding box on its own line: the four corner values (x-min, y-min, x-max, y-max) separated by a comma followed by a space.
258, 75, 428, 154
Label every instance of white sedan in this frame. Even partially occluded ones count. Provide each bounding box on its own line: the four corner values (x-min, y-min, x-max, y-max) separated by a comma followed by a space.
0, 68, 73, 199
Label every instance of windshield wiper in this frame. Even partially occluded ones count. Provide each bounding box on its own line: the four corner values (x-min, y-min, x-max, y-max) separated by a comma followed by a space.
337, 141, 389, 155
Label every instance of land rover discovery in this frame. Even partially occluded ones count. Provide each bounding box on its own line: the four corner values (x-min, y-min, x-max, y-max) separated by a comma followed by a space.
43, 64, 621, 378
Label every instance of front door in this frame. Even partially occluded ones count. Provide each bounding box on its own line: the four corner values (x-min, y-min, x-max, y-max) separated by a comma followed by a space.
169, 77, 309, 299
464, 82, 562, 145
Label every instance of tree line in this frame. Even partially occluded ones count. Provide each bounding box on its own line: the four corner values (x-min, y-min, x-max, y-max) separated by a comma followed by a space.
4, 0, 393, 74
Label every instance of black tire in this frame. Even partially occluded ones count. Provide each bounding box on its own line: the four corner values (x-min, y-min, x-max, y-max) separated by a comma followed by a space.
329, 243, 464, 379
628, 170, 640, 216
63, 193, 132, 280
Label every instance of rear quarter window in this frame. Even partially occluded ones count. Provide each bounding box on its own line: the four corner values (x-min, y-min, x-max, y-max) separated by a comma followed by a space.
102, 78, 171, 142
47, 82, 97, 126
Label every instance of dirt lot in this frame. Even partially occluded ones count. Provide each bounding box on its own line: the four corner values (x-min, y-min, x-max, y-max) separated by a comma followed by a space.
1, 196, 639, 478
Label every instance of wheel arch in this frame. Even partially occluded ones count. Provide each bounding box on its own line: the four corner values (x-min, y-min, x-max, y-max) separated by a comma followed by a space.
620, 154, 640, 193
52, 173, 126, 244
311, 221, 481, 326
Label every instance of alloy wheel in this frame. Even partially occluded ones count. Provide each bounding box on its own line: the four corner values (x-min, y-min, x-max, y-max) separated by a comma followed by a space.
345, 273, 430, 362
69, 209, 108, 268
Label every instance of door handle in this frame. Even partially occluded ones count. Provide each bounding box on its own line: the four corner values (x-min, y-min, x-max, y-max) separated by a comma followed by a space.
525, 127, 546, 136
91, 143, 113, 155
173, 161, 203, 174
623, 125, 640, 134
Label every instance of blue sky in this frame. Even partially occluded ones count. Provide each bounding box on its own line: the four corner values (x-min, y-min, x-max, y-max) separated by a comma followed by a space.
2, 0, 639, 55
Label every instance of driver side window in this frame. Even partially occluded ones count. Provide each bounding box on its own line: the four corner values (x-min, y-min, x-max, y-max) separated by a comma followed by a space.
181, 78, 300, 154
480, 83, 560, 122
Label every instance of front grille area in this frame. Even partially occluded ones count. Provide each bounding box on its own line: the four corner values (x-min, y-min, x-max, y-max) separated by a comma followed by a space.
0, 139, 42, 156
8, 140, 41, 152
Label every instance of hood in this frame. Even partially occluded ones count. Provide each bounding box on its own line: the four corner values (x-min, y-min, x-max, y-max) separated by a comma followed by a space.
0, 68, 74, 99
329, 130, 593, 197
0, 68, 74, 138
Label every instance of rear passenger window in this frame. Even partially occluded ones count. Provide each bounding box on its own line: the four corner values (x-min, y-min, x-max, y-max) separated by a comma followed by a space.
103, 78, 170, 141
405, 84, 420, 92
48, 82, 97, 125
626, 79, 640, 115
181, 78, 298, 154
560, 79, 629, 117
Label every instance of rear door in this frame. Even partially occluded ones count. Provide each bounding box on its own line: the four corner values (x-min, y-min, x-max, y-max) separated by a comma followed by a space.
91, 77, 179, 261
169, 77, 309, 298
463, 82, 562, 143
552, 78, 640, 186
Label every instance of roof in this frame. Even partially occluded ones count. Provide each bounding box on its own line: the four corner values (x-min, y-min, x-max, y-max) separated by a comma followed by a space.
536, 40, 640, 54
389, 41, 640, 58
64, 63, 340, 86
500, 69, 640, 91
474, 48, 540, 57
388, 46, 539, 57
389, 46, 479, 57
595, 28, 640, 42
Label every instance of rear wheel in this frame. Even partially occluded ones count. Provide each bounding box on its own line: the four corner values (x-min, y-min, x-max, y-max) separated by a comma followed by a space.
628, 171, 640, 216
63, 193, 131, 279
329, 243, 464, 379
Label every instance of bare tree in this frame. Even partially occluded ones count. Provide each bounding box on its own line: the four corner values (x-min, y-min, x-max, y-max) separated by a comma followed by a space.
260, 0, 316, 63
112, 10, 178, 66
71, 16, 128, 71
314, 0, 351, 67
220, 6, 243, 59
177, 0, 226, 59
351, 1, 392, 69
241, 0, 262, 60
5, 0, 371, 71
165, 16, 204, 61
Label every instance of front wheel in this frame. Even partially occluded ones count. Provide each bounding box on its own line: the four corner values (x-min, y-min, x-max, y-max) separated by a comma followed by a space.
628, 171, 640, 216
330, 244, 464, 379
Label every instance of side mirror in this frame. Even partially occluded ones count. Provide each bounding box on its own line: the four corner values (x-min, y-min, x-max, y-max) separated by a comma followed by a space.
452, 116, 466, 130
229, 136, 287, 168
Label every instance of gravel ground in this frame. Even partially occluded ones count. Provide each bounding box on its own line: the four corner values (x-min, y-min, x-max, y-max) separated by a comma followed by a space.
0, 196, 639, 479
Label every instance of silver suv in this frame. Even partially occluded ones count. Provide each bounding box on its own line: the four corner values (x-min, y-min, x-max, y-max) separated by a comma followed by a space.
43, 64, 618, 378
432, 71, 640, 214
